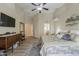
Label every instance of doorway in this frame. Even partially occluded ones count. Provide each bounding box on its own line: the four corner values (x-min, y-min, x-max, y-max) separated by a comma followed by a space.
25, 24, 33, 37
19, 22, 25, 40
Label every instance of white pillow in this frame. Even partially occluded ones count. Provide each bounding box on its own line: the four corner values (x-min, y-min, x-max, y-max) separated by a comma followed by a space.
70, 33, 76, 41
56, 32, 64, 40
74, 35, 79, 42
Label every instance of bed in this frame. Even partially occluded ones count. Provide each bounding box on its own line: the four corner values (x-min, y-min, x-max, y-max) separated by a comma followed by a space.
40, 35, 79, 56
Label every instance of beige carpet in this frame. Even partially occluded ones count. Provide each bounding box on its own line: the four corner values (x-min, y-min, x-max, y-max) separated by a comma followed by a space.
7, 36, 41, 56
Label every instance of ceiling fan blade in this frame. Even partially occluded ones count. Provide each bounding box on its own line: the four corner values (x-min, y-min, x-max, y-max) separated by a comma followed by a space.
39, 3, 41, 6
32, 9, 36, 11
43, 8, 48, 10
31, 3, 38, 6
39, 11, 41, 13
43, 3, 46, 6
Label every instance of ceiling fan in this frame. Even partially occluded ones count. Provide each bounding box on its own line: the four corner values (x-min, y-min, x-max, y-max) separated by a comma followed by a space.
31, 3, 49, 13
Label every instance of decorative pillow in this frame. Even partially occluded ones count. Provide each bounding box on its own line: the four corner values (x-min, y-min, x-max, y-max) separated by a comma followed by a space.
56, 32, 64, 40
61, 34, 71, 41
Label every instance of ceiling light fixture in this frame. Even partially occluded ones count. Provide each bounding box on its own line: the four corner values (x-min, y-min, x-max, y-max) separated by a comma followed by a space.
37, 7, 42, 10
31, 3, 48, 13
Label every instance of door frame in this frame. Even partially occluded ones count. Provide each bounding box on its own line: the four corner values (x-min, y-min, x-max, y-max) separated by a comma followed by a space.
19, 22, 25, 34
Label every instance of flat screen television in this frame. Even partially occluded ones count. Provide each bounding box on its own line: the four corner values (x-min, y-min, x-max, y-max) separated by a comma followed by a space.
0, 13, 15, 27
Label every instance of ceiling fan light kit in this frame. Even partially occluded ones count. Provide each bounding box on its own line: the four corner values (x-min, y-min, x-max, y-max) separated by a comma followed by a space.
37, 7, 42, 10
31, 3, 49, 13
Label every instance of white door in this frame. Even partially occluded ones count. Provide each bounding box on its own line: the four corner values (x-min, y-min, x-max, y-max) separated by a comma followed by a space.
25, 24, 33, 36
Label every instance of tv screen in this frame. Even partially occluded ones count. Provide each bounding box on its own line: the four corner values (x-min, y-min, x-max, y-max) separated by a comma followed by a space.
0, 13, 15, 27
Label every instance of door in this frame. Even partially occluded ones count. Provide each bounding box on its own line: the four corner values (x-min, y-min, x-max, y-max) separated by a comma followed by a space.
25, 24, 33, 36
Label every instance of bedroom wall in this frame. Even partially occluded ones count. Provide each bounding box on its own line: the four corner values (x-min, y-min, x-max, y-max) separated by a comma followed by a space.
32, 14, 39, 37
53, 3, 79, 34
15, 4, 25, 33
0, 3, 25, 34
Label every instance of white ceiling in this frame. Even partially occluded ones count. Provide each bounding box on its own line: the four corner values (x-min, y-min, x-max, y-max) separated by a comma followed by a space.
17, 3, 64, 17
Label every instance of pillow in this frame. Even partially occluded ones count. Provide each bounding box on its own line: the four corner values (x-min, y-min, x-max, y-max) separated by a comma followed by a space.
61, 34, 71, 41
56, 32, 76, 41
56, 32, 64, 40
74, 35, 79, 42
70, 33, 76, 41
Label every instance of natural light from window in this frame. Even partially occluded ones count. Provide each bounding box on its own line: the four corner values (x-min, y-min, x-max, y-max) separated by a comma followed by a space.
44, 23, 50, 35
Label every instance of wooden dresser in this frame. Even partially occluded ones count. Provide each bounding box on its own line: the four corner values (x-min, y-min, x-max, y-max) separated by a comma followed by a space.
0, 34, 21, 55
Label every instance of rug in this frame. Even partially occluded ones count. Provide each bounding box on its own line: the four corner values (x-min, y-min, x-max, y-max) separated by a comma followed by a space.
28, 45, 40, 56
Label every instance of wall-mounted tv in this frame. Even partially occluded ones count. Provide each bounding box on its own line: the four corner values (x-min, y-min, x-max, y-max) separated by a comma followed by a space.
0, 13, 15, 27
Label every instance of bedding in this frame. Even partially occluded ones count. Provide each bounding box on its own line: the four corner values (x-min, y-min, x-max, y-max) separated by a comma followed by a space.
40, 35, 79, 56
45, 45, 79, 56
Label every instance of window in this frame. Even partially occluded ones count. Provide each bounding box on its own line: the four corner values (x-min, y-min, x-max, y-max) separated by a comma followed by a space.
44, 23, 50, 35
